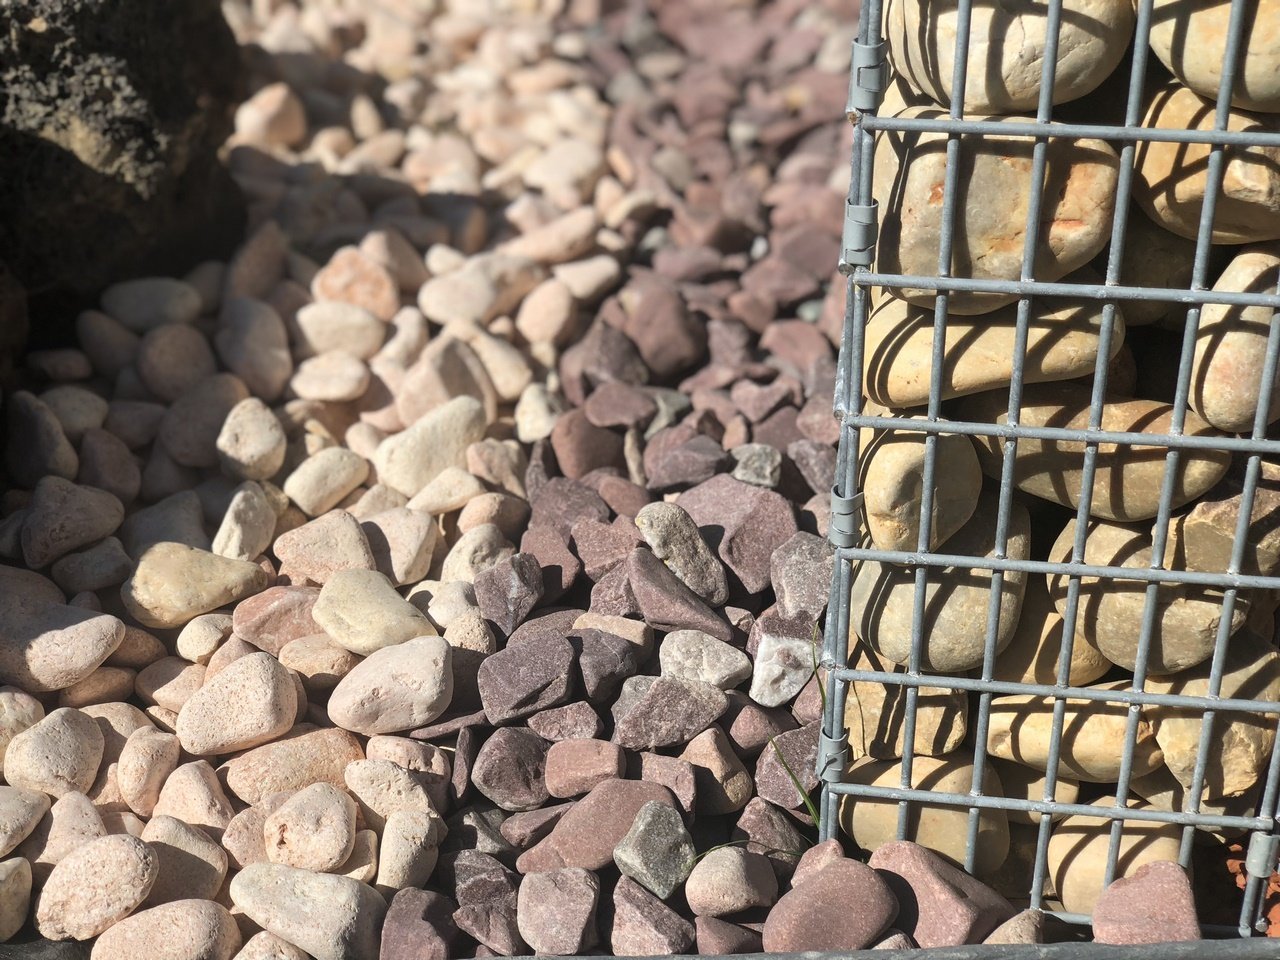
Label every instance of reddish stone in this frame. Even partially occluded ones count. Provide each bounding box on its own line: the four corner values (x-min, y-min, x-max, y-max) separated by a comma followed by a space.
516, 867, 600, 955
527, 701, 603, 742
1092, 861, 1200, 945
572, 517, 643, 582
754, 720, 820, 810
544, 738, 626, 798
584, 381, 659, 429
643, 424, 733, 492
499, 802, 575, 851
476, 634, 575, 724
762, 859, 898, 952
610, 877, 696, 955
519, 524, 580, 604
529, 477, 610, 541
517, 778, 676, 872
612, 674, 728, 752
550, 408, 625, 480
231, 585, 320, 656
677, 474, 798, 594
470, 727, 550, 813
474, 552, 543, 639
695, 917, 763, 955
381, 889, 458, 960
627, 548, 734, 642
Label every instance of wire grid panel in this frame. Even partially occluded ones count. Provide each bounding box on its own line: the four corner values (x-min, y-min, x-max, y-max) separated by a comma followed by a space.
817, 0, 1280, 940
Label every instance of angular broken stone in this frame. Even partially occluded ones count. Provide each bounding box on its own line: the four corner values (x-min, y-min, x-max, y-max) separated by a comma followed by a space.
658, 629, 752, 690
634, 502, 728, 605
610, 876, 696, 955
754, 721, 820, 810
612, 675, 728, 751
569, 629, 638, 703
516, 867, 599, 955
473, 553, 544, 639
613, 800, 696, 900
477, 634, 576, 724
627, 548, 733, 642
770, 531, 835, 621
677, 474, 798, 594
470, 728, 550, 813
518, 779, 675, 872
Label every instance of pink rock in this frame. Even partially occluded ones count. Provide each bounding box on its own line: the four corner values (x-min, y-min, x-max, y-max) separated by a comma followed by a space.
1092, 861, 1199, 945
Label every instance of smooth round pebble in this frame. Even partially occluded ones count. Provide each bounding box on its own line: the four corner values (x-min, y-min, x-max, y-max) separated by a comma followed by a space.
262, 783, 357, 873
327, 636, 453, 736
35, 834, 158, 940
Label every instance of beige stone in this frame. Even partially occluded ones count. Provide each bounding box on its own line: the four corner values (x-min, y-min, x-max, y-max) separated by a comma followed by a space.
987, 681, 1165, 783
284, 448, 371, 518
1149, 0, 1280, 113
0, 689, 43, 768
992, 575, 1109, 686
1134, 83, 1280, 243
839, 751, 1009, 877
217, 398, 287, 482
958, 382, 1231, 522
1047, 797, 1182, 916
230, 864, 386, 960
875, 108, 1118, 314
336, 829, 379, 884
0, 788, 51, 858
857, 416, 981, 552
312, 568, 436, 656
56, 667, 133, 709
395, 336, 498, 427
885, 0, 1135, 114
141, 815, 228, 905
219, 727, 364, 806
1146, 631, 1280, 799
262, 783, 357, 873
278, 635, 361, 699
360, 507, 438, 586
843, 641, 967, 762
212, 482, 276, 563
152, 762, 235, 839
234, 931, 309, 960
343, 759, 439, 833
1130, 766, 1257, 839
375, 808, 445, 894
176, 614, 233, 665
35, 834, 157, 940
849, 491, 1029, 672
990, 759, 1079, 827
439, 524, 515, 583
15, 791, 105, 885
0, 858, 30, 942
1047, 518, 1247, 674
1119, 209, 1200, 325
1190, 244, 1280, 432
1170, 463, 1280, 577
5, 708, 104, 798
91, 899, 241, 960
273, 510, 376, 585
327, 636, 452, 736
0, 604, 124, 693
176, 652, 297, 756
122, 543, 269, 630
863, 277, 1125, 408
374, 396, 488, 498
117, 728, 180, 817
678, 727, 752, 815
136, 658, 206, 712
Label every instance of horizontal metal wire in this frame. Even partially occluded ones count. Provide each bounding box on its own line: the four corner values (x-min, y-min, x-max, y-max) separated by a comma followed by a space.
838, 412, 1280, 458
834, 669, 1280, 715
853, 272, 1280, 309
863, 113, 1280, 149
826, 782, 1270, 832
836, 546, 1280, 592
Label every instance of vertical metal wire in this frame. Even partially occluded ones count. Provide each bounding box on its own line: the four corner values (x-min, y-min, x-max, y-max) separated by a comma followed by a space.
1101, 0, 1255, 889
962, 0, 1066, 876
896, 0, 977, 845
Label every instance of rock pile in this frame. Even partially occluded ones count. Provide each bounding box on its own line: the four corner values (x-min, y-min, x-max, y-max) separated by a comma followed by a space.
846, 0, 1280, 937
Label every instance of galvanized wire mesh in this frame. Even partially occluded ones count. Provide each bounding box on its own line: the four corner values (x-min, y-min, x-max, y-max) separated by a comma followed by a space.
818, 0, 1280, 939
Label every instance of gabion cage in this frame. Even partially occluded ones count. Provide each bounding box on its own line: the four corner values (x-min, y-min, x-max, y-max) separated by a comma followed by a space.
819, 0, 1280, 940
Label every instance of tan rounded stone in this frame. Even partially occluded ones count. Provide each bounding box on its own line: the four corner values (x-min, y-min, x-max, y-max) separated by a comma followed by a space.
35, 834, 158, 940
0, 857, 31, 942
1146, 631, 1280, 800
1149, 0, 1280, 113
327, 636, 453, 736
863, 276, 1125, 408
121, 542, 269, 630
992, 575, 1109, 687
987, 680, 1165, 783
312, 568, 436, 656
117, 728, 180, 817
5, 708, 104, 799
1190, 244, 1280, 433
0, 604, 124, 693
0, 689, 44, 768
91, 899, 241, 960
1047, 797, 1182, 916
176, 652, 297, 756
218, 727, 364, 806
263, 783, 357, 873
839, 751, 1009, 878
990, 759, 1080, 827
0, 788, 51, 858
1134, 83, 1280, 243
336, 829, 379, 884
843, 641, 967, 762
152, 762, 235, 840
875, 107, 1118, 314
283, 448, 371, 518
15, 791, 106, 885
374, 808, 445, 894
849, 491, 1029, 672
234, 931, 309, 960
958, 382, 1231, 522
278, 634, 361, 699
885, 0, 1135, 114
135, 658, 206, 712
343, 759, 438, 833
858, 415, 982, 552
140, 815, 228, 905
1047, 518, 1247, 674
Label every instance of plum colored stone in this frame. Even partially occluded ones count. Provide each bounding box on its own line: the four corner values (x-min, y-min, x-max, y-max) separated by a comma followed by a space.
473, 553, 543, 639
868, 841, 1015, 948
381, 888, 458, 960
584, 382, 658, 429
519, 525, 580, 603
471, 728, 549, 812
550, 409, 624, 480
644, 426, 733, 492
611, 876, 696, 955
527, 702, 602, 742
677, 474, 798, 594
754, 720, 820, 810
516, 867, 599, 955
499, 802, 574, 851
544, 739, 625, 798
573, 519, 643, 582
762, 858, 899, 951
636, 753, 698, 816
570, 629, 638, 703
529, 478, 610, 541
452, 856, 525, 955
770, 531, 835, 621
627, 549, 733, 642
1092, 861, 1199, 945
732, 797, 808, 880
517, 779, 675, 872
612, 675, 728, 751
696, 917, 763, 955
477, 635, 575, 724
